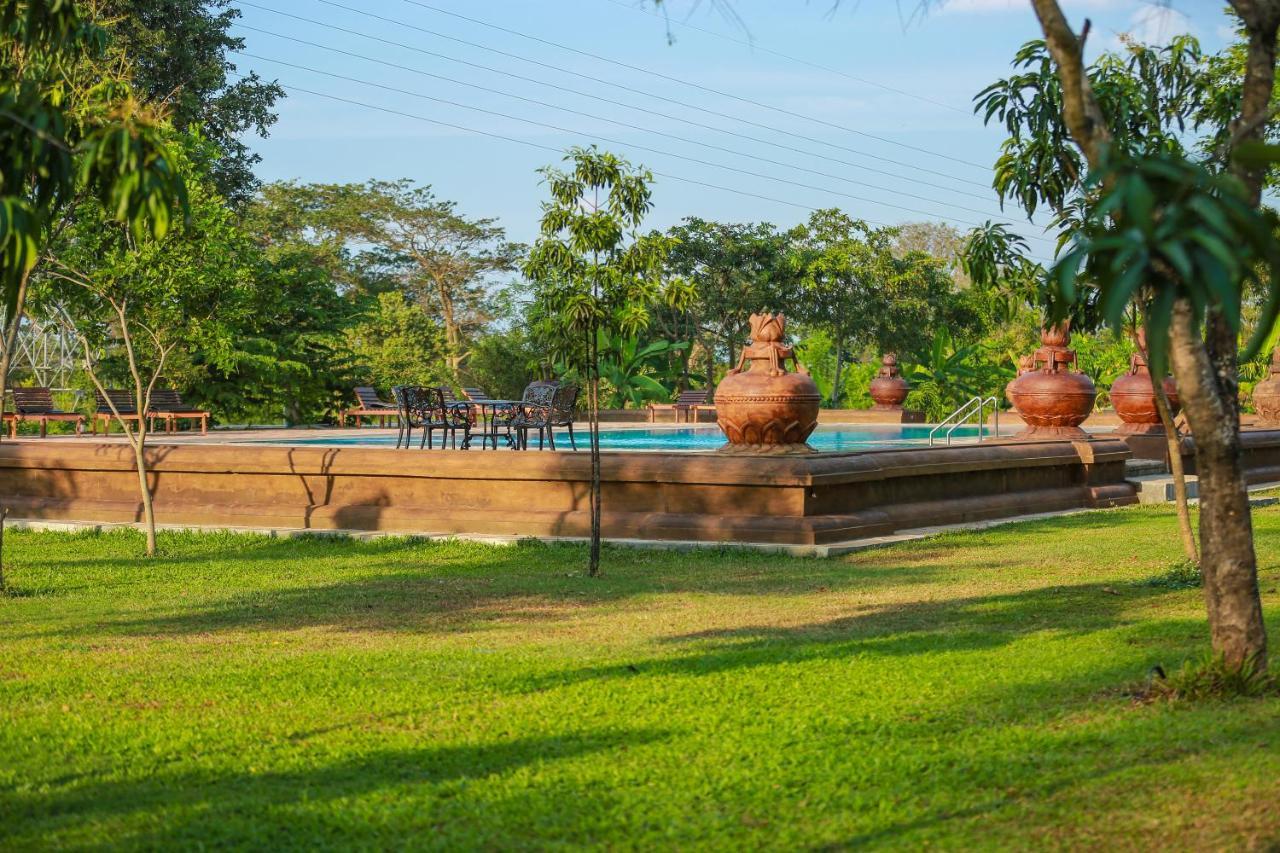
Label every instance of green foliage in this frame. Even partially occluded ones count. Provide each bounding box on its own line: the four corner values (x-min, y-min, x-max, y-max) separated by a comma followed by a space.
463, 325, 539, 401
1138, 559, 1203, 590
96, 0, 284, 204
41, 144, 252, 394
1, 0, 187, 319
561, 331, 690, 409
794, 330, 875, 409
1143, 653, 1275, 703
1051, 153, 1280, 375
664, 216, 793, 369
524, 146, 679, 388
350, 292, 449, 393
975, 37, 1206, 219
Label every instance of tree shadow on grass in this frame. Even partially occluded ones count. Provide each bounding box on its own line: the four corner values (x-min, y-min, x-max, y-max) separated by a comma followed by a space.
3, 726, 670, 849
520, 581, 1197, 693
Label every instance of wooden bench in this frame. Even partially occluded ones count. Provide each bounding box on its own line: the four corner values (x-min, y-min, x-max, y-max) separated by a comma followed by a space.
647, 390, 713, 424
7, 387, 86, 437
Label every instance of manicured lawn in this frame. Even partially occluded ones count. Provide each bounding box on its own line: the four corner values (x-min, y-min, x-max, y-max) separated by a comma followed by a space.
2, 506, 1279, 850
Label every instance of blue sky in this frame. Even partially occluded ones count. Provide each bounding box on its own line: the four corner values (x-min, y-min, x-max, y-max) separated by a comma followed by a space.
230, 1, 1235, 261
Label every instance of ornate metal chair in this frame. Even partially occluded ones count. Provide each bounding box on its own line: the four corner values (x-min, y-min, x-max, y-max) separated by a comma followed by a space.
513, 382, 579, 450
394, 386, 464, 450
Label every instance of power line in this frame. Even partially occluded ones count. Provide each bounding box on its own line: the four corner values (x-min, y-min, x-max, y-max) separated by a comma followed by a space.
237, 2, 994, 199
234, 51, 1042, 233
229, 74, 824, 214
232, 36, 1011, 220
397, 0, 992, 170
296, 0, 996, 190
597, 0, 971, 116
230, 73, 1057, 263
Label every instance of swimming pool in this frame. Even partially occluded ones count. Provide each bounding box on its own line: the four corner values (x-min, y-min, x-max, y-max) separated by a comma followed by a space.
254, 424, 999, 452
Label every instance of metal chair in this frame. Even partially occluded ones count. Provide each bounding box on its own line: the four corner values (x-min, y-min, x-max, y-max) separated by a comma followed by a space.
513, 382, 579, 450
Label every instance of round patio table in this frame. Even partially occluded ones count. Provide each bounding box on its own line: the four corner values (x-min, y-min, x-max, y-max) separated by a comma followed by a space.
461, 400, 517, 449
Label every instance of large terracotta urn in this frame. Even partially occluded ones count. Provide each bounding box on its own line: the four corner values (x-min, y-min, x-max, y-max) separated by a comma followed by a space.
1110, 329, 1180, 436
715, 313, 821, 453
1005, 322, 1097, 440
1253, 347, 1280, 426
869, 353, 910, 411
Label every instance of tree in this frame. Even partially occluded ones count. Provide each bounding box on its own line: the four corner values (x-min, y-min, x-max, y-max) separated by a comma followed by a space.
1016, 2, 1280, 672
1, 0, 187, 458
789, 209, 956, 407
319, 180, 522, 380
524, 146, 679, 577
350, 292, 450, 392
97, 0, 283, 204
44, 161, 251, 557
665, 217, 793, 381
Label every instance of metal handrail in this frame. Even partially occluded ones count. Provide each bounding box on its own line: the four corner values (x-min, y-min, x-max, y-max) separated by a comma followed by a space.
929, 395, 999, 446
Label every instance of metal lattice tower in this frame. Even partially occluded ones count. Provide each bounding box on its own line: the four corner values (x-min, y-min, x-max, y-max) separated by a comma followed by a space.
9, 316, 79, 391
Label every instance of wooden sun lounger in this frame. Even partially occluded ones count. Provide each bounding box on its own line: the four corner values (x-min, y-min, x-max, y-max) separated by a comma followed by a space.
148, 389, 209, 434
7, 387, 86, 437
92, 389, 145, 435
647, 390, 713, 424
339, 386, 399, 427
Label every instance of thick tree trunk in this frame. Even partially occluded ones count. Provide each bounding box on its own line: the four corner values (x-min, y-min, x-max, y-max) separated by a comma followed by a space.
1150, 368, 1197, 564
1168, 298, 1267, 671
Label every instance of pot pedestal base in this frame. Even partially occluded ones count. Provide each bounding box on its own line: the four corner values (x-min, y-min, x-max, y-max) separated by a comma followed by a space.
716, 442, 816, 455
1115, 422, 1169, 437
1014, 425, 1090, 440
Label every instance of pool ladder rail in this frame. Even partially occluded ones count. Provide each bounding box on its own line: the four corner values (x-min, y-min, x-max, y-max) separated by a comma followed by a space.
928, 396, 999, 446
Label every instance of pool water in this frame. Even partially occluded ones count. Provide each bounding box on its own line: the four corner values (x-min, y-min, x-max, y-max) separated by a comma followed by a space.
255, 424, 994, 452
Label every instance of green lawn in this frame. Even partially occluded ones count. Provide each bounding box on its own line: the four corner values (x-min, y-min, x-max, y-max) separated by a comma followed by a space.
2, 507, 1278, 850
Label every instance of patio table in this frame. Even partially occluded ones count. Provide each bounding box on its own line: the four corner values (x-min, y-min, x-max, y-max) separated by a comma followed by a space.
461, 399, 517, 449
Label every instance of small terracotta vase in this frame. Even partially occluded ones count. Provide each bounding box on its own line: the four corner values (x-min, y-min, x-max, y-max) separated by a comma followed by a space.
715, 313, 821, 453
1111, 330, 1179, 436
869, 353, 910, 411
1253, 347, 1280, 426
1005, 321, 1097, 440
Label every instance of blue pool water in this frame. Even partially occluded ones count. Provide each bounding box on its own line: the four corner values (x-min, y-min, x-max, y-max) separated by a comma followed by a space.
254, 424, 993, 452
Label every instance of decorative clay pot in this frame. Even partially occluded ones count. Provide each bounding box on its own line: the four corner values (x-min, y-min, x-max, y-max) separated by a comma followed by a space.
1253, 347, 1280, 426
715, 313, 821, 453
869, 353, 909, 411
1005, 322, 1097, 440
1110, 331, 1179, 436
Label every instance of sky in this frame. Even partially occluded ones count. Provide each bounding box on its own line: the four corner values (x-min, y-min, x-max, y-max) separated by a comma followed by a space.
229, 0, 1236, 263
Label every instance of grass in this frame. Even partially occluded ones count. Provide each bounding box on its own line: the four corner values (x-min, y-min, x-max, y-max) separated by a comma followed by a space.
1, 505, 1279, 850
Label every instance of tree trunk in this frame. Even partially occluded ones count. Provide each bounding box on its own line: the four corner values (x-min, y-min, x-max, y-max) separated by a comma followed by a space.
1149, 367, 1198, 564
588, 323, 602, 578
0, 268, 32, 445
132, 434, 158, 557
1168, 298, 1267, 671
830, 337, 845, 408
0, 505, 7, 592
439, 287, 461, 378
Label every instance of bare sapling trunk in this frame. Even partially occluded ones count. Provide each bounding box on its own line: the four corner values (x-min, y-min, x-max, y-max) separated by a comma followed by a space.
1149, 369, 1198, 564
65, 293, 171, 559
0, 505, 8, 592
1168, 299, 1267, 671
588, 322, 602, 577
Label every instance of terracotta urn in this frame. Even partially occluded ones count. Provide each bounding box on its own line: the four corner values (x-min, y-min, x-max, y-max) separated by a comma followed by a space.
1253, 347, 1280, 426
1110, 329, 1180, 436
715, 313, 821, 453
1005, 321, 1097, 440
869, 353, 910, 411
